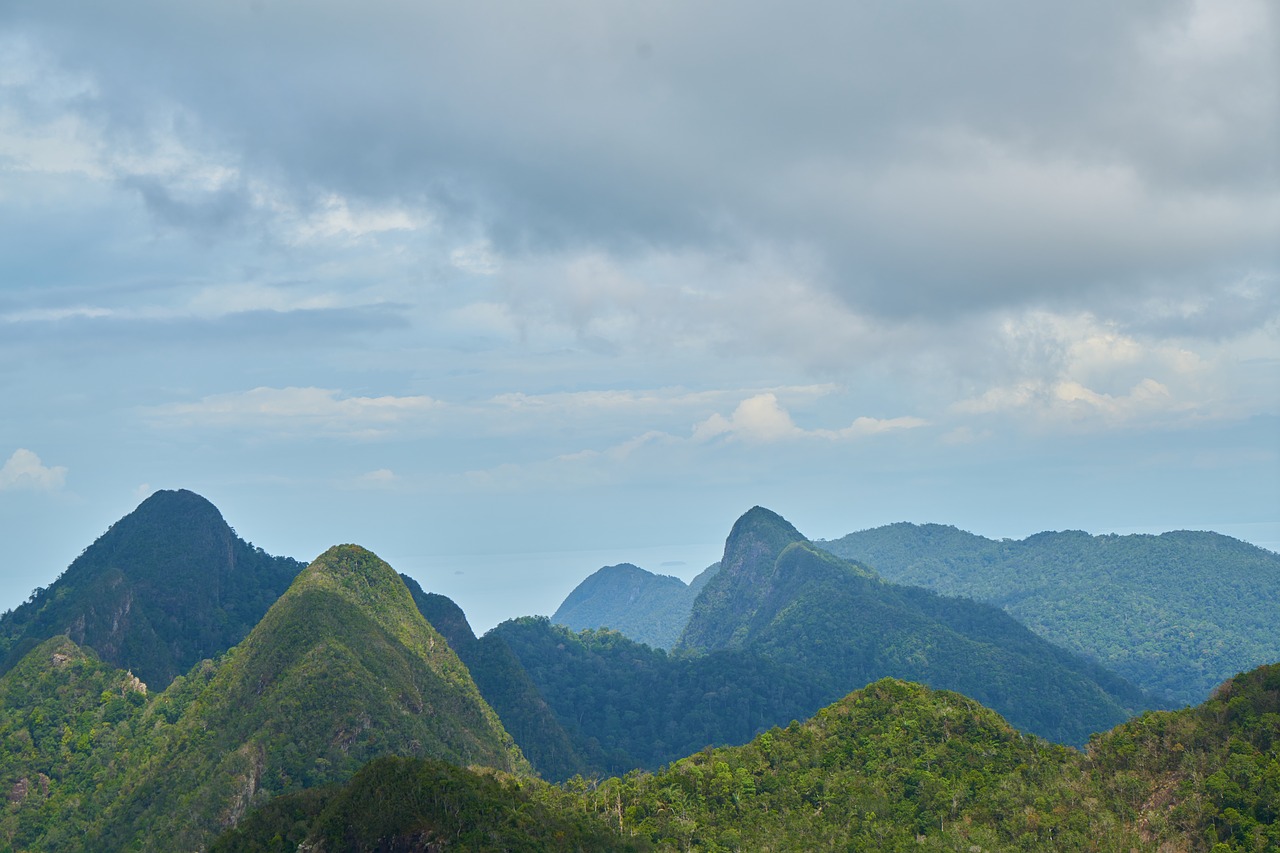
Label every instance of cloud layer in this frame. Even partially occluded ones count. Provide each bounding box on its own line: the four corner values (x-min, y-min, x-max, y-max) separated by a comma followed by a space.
0, 0, 1275, 626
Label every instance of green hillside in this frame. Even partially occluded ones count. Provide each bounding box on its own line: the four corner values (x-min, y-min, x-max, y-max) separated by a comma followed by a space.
490, 616, 828, 777
403, 577, 590, 781
583, 665, 1280, 851
210, 756, 641, 852
0, 489, 304, 690
217, 665, 1280, 851
819, 522, 1280, 705
0, 545, 525, 851
675, 507, 1153, 746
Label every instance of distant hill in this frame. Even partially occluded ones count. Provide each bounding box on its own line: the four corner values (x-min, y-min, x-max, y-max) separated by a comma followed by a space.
818, 522, 1280, 705
674, 507, 1153, 746
551, 561, 719, 650
0, 544, 525, 852
0, 489, 304, 690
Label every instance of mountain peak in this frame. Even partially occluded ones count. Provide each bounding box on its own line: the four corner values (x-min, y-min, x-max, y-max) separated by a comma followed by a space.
676, 507, 807, 652
0, 490, 303, 689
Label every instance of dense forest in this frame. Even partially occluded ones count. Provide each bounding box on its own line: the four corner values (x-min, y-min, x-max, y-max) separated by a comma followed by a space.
214, 665, 1280, 852
0, 545, 522, 852
819, 522, 1280, 705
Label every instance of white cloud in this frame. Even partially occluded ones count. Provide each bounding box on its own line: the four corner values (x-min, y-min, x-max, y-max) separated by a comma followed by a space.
692, 393, 926, 444
345, 468, 399, 490
145, 387, 440, 437
0, 449, 67, 492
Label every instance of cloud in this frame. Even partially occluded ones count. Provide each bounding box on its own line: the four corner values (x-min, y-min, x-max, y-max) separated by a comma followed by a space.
144, 387, 440, 437
693, 393, 926, 444
346, 468, 399, 490
0, 449, 67, 492
4, 0, 1272, 324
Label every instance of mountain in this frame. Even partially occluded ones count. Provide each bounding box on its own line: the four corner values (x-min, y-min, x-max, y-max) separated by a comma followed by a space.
579, 664, 1280, 851
552, 561, 719, 650
489, 616, 829, 776
674, 507, 1154, 746
0, 544, 525, 852
818, 522, 1280, 705
220, 664, 1280, 851
0, 489, 304, 690
402, 576, 590, 781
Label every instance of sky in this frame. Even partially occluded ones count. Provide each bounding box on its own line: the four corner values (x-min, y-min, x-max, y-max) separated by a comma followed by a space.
1, 0, 1277, 633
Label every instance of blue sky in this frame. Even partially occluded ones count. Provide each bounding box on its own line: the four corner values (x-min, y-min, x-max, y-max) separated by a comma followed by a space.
2, 0, 1277, 632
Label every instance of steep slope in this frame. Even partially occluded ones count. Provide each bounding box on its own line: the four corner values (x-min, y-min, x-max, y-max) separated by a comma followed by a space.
676, 507, 1153, 746
820, 522, 1280, 705
0, 489, 304, 689
552, 562, 706, 650
403, 577, 589, 781
82, 544, 525, 852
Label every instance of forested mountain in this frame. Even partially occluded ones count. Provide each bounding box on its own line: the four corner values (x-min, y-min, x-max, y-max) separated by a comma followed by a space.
489, 616, 829, 778
0, 489, 304, 690
216, 664, 1280, 852
674, 507, 1153, 745
0, 545, 524, 852
402, 577, 590, 782
552, 562, 718, 650
819, 522, 1280, 705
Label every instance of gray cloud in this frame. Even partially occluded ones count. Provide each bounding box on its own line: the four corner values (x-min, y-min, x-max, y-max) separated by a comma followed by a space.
6, 0, 1274, 322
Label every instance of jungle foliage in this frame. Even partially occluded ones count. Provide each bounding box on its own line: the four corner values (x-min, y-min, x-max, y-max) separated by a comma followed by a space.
819, 522, 1280, 705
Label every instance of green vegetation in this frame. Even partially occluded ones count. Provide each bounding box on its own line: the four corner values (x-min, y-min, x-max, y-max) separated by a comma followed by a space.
404, 578, 590, 782
216, 664, 1280, 852
211, 756, 641, 852
0, 637, 152, 851
819, 522, 1280, 705
0, 489, 304, 690
0, 545, 525, 852
552, 562, 719, 650
676, 507, 1152, 746
490, 617, 827, 778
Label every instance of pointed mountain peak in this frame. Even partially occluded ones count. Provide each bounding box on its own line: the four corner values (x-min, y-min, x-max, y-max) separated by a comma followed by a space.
676, 507, 808, 653
719, 506, 806, 584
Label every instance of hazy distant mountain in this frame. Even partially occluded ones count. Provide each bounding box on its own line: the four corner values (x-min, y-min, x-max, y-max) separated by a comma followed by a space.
551, 561, 720, 650
819, 522, 1280, 705
0, 544, 524, 852
675, 507, 1154, 746
0, 489, 304, 690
